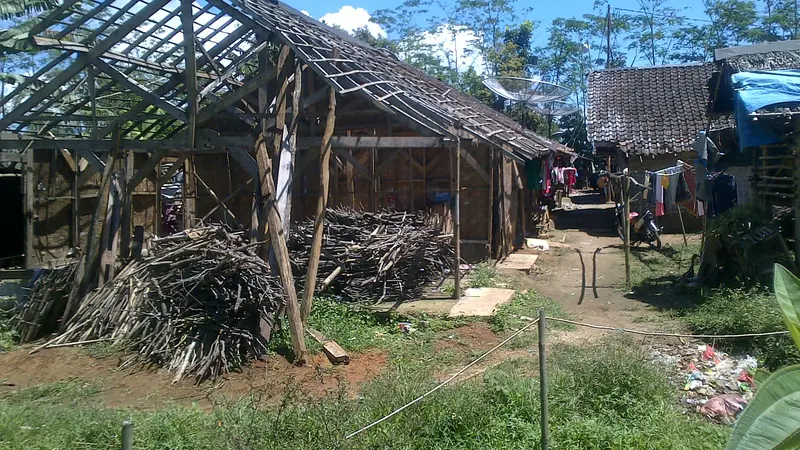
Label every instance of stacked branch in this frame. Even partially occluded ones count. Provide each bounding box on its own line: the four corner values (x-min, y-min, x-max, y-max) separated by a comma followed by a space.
15, 264, 78, 343
32, 226, 284, 382
289, 208, 454, 303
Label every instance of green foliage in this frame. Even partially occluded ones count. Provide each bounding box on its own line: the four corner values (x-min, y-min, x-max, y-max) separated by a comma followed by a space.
681, 286, 800, 370
721, 264, 800, 449
469, 263, 499, 289
0, 308, 18, 351
269, 296, 399, 355
0, 0, 57, 21
489, 290, 572, 334
726, 365, 800, 450
773, 264, 800, 349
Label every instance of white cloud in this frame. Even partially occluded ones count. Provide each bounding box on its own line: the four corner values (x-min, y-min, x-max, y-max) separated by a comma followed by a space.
319, 6, 386, 38
420, 25, 483, 74
300, 10, 310, 16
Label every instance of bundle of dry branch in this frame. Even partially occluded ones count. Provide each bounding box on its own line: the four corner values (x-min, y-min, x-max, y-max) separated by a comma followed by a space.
15, 263, 77, 343
289, 208, 454, 302
36, 226, 284, 382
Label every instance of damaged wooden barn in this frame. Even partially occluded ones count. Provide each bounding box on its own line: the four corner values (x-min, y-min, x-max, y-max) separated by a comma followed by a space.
0, 0, 571, 368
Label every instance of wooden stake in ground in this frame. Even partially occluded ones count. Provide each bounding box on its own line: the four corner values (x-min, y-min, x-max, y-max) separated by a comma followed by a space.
301, 49, 337, 324
254, 130, 307, 364
624, 172, 631, 288
453, 135, 462, 299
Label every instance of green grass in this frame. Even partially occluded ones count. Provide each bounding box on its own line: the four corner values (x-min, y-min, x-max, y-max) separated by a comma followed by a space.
0, 308, 17, 352
679, 286, 800, 370
0, 337, 728, 449
469, 263, 499, 289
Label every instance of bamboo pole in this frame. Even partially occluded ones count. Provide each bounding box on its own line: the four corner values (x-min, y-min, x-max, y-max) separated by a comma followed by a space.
624, 172, 631, 288
538, 308, 549, 450
301, 50, 337, 324
454, 136, 462, 300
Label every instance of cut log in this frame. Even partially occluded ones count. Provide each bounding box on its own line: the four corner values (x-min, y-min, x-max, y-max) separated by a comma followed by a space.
307, 327, 350, 365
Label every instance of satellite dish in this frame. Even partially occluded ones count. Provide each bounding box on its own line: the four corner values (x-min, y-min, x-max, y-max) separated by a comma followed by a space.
527, 101, 581, 117
483, 76, 571, 103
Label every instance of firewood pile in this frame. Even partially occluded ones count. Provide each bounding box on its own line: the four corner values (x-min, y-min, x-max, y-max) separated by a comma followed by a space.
15, 264, 77, 343
289, 208, 454, 302
27, 226, 284, 382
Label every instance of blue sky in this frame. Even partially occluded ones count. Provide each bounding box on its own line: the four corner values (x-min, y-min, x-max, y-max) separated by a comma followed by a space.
290, 0, 708, 46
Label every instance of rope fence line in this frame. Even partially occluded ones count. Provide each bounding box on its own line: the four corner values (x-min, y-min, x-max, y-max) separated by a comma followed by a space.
344, 315, 789, 440
344, 318, 541, 440
546, 317, 791, 339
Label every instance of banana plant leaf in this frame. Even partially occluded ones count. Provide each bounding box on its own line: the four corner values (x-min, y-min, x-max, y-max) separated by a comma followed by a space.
725, 264, 800, 450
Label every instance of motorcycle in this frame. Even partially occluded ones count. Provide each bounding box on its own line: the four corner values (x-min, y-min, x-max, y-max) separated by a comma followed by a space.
615, 203, 662, 250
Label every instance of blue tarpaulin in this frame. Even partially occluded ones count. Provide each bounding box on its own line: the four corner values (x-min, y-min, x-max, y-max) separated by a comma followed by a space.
732, 69, 800, 150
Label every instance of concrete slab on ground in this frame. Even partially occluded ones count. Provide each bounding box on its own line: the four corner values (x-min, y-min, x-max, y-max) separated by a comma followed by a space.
497, 253, 539, 271
449, 287, 516, 317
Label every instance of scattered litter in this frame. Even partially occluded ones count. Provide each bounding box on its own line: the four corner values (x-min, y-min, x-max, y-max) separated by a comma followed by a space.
650, 342, 758, 423
398, 322, 415, 334
700, 394, 748, 424
526, 238, 550, 251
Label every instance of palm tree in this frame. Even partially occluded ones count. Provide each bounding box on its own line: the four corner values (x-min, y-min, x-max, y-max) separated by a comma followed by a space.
0, 0, 59, 21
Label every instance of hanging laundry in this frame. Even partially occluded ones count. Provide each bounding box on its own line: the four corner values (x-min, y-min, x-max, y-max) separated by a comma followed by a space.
680, 163, 699, 216
655, 174, 666, 216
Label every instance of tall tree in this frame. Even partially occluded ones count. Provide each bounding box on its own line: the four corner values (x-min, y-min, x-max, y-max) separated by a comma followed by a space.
627, 0, 685, 65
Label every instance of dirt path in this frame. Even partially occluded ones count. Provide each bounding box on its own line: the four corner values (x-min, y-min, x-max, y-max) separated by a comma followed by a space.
520, 191, 686, 333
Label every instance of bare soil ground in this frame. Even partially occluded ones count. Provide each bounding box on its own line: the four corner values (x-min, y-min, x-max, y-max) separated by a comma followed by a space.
0, 190, 685, 409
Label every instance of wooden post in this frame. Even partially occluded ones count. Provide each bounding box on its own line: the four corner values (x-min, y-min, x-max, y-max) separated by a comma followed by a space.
120, 150, 134, 258
98, 177, 121, 285
538, 308, 550, 450
63, 142, 119, 330
454, 136, 462, 299
72, 149, 80, 251
269, 47, 295, 268
487, 147, 494, 259
181, 0, 197, 230
624, 173, 631, 288
24, 147, 34, 269
254, 131, 307, 364
301, 50, 337, 324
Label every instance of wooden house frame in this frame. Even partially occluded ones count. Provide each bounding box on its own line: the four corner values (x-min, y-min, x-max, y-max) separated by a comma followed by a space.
0, 0, 572, 274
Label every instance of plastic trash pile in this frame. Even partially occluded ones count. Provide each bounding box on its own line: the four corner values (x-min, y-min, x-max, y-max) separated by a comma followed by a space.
650, 343, 757, 424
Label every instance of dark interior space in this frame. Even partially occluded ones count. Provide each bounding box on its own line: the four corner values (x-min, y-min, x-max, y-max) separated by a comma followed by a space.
0, 175, 24, 268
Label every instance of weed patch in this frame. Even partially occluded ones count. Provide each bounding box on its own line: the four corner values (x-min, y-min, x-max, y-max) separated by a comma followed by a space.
0, 308, 18, 351
679, 287, 800, 370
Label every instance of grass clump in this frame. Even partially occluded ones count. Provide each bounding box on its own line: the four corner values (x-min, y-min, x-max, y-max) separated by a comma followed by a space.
680, 286, 800, 370
0, 338, 727, 449
469, 263, 499, 288
490, 290, 572, 334
0, 307, 18, 351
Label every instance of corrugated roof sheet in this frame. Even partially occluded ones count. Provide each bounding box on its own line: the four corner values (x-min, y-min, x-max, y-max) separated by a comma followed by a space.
587, 63, 733, 155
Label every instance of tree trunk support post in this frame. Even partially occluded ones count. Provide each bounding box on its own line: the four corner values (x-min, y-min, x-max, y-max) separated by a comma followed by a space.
624, 171, 631, 288
301, 49, 338, 325
181, 0, 197, 230
453, 133, 462, 300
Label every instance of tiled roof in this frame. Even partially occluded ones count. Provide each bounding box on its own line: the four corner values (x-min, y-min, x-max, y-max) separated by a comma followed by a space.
587, 63, 732, 155
715, 40, 800, 72
237, 0, 572, 160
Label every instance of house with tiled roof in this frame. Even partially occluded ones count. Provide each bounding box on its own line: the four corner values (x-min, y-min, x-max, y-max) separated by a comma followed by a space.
587, 63, 734, 173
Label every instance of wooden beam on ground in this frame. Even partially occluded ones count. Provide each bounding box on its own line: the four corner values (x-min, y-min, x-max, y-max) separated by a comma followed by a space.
301, 50, 337, 324
307, 328, 349, 365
